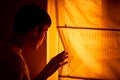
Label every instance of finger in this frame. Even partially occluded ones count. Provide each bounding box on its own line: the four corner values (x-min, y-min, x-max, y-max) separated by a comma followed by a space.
63, 52, 68, 58
57, 51, 68, 60
57, 51, 66, 58
60, 52, 68, 61
59, 62, 68, 67
58, 50, 68, 57
52, 51, 67, 62
58, 55, 68, 63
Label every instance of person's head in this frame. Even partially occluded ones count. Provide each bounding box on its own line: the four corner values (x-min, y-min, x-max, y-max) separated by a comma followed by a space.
13, 4, 51, 49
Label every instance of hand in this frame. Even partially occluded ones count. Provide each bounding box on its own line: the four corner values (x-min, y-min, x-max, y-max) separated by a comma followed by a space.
35, 51, 68, 80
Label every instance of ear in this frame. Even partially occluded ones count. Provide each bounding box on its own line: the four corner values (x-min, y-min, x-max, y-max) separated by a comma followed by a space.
33, 26, 40, 37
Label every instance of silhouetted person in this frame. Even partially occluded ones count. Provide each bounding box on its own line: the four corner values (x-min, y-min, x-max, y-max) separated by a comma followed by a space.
0, 4, 68, 80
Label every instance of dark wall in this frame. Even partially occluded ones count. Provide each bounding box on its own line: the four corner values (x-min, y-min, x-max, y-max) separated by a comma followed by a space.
0, 0, 47, 78
0, 0, 47, 40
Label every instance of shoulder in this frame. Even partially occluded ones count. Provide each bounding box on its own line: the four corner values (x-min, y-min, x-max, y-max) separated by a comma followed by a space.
0, 42, 21, 64
0, 42, 29, 80
0, 49, 25, 79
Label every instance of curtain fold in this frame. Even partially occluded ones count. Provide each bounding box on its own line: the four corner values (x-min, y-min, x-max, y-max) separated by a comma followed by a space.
48, 0, 120, 79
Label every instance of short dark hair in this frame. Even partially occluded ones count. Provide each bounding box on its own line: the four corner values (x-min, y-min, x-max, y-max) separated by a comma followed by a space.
13, 4, 51, 34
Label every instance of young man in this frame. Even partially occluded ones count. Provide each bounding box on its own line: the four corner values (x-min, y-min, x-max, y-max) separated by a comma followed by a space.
0, 4, 68, 80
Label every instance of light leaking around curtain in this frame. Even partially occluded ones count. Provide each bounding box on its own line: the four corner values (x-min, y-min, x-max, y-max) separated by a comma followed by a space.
48, 0, 120, 79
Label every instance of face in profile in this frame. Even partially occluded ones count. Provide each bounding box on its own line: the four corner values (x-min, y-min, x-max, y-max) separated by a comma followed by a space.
36, 25, 49, 49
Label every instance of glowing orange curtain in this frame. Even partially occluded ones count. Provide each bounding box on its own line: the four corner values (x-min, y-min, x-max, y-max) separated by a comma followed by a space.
48, 0, 120, 79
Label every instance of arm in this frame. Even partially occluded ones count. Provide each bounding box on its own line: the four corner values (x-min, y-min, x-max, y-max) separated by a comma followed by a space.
34, 51, 68, 80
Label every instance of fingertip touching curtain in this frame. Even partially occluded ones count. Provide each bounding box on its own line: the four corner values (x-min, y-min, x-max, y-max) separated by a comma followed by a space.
48, 0, 120, 79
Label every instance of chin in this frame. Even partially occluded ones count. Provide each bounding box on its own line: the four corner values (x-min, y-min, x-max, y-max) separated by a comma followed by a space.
36, 43, 42, 50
